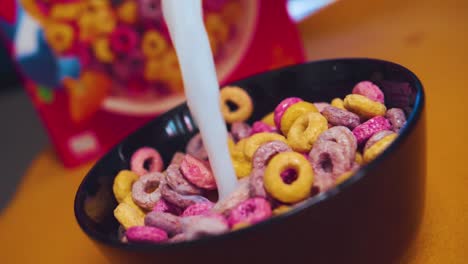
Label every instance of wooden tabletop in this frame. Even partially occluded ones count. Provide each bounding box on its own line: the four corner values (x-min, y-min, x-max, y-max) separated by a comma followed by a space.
1, 0, 468, 262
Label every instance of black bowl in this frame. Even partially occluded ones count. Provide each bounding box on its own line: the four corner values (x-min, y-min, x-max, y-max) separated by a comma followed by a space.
74, 58, 426, 264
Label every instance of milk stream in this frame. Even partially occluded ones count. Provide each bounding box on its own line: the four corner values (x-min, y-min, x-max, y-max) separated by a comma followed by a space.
162, 0, 238, 199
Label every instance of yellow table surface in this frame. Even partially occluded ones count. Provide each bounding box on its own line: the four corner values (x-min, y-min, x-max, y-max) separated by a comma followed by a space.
1, 0, 468, 262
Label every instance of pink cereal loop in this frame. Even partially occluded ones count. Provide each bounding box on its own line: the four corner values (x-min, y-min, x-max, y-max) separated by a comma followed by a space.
130, 147, 163, 176
152, 198, 182, 215
227, 197, 272, 227
352, 81, 385, 104
109, 26, 138, 54
125, 226, 168, 244
250, 121, 277, 136
352, 116, 392, 145
274, 97, 303, 129
182, 202, 215, 217
180, 154, 216, 190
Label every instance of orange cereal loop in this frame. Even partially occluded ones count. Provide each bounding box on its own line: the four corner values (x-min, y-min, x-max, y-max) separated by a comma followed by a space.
220, 86, 253, 124
205, 14, 229, 42
144, 59, 162, 82
264, 152, 314, 203
273, 205, 291, 216
261, 112, 275, 127
280, 101, 318, 135
50, 2, 85, 21
44, 22, 75, 53
142, 30, 168, 58
93, 37, 115, 63
117, 1, 138, 24
221, 1, 242, 24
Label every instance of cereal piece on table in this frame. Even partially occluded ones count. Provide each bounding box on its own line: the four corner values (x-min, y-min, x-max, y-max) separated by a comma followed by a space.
231, 122, 252, 141
352, 116, 392, 145
131, 172, 163, 210
141, 30, 168, 58
363, 134, 398, 163
180, 154, 216, 190
264, 152, 314, 203
244, 132, 287, 160
385, 108, 407, 132
220, 86, 253, 123
113, 170, 139, 203
315, 126, 357, 164
344, 94, 387, 119
313, 102, 331, 112
182, 202, 214, 217
117, 0, 138, 24
364, 130, 396, 152
130, 147, 164, 176
287, 112, 328, 152
274, 97, 303, 129
261, 112, 275, 127
250, 121, 276, 136
213, 177, 251, 215
252, 140, 291, 170
126, 226, 168, 244
93, 37, 115, 63
352, 81, 385, 103
186, 133, 208, 161
227, 198, 272, 227
331, 98, 345, 110
321, 106, 361, 129
165, 164, 202, 195
114, 203, 145, 229
44, 22, 75, 53
145, 212, 183, 236
280, 101, 319, 135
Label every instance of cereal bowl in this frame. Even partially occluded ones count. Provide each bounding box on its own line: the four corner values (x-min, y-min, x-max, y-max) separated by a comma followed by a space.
74, 58, 425, 264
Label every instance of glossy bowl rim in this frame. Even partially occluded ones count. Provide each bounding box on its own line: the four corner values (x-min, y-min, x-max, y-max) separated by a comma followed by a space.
74, 57, 425, 252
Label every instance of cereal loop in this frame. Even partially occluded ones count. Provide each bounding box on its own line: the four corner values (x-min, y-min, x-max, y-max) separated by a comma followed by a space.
273, 205, 291, 216
386, 108, 407, 133
364, 130, 395, 152
244, 132, 287, 160
123, 193, 145, 216
44, 23, 75, 53
145, 211, 183, 236
113, 170, 139, 203
182, 202, 215, 217
142, 30, 168, 58
165, 164, 202, 195
227, 198, 272, 227
114, 203, 145, 229
274, 97, 303, 129
264, 152, 314, 203
130, 147, 164, 176
220, 86, 253, 123
321, 106, 360, 129
280, 101, 319, 135
344, 94, 387, 119
126, 226, 168, 244
50, 3, 84, 21
186, 133, 208, 161
231, 122, 252, 142
180, 155, 216, 190
331, 98, 345, 110
109, 26, 138, 54
261, 112, 275, 126
352, 116, 392, 145
315, 126, 357, 164
232, 157, 252, 179
352, 81, 385, 103
252, 140, 291, 170
93, 37, 115, 63
117, 1, 138, 24
250, 121, 276, 136
131, 172, 163, 210
287, 112, 328, 152
355, 152, 363, 165
363, 134, 398, 163
314, 102, 331, 112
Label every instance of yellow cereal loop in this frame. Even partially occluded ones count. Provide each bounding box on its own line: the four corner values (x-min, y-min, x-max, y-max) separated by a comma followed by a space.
114, 203, 145, 229
93, 37, 115, 63
50, 3, 84, 21
44, 23, 74, 53
355, 152, 363, 165
220, 86, 254, 123
244, 133, 287, 160
144, 59, 162, 82
123, 193, 146, 215
142, 30, 168, 58
287, 112, 328, 152
227, 137, 236, 153
264, 152, 314, 203
261, 112, 275, 126
113, 170, 139, 203
344, 94, 387, 119
280, 101, 318, 135
117, 1, 138, 24
232, 222, 250, 231
232, 157, 252, 179
363, 134, 398, 163
335, 170, 355, 185
273, 205, 291, 216
331, 98, 345, 110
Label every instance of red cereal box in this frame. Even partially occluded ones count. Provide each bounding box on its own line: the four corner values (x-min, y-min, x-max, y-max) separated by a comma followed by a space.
0, 0, 306, 167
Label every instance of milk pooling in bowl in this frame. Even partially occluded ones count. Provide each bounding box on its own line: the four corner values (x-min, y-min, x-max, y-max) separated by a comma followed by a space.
161, 0, 238, 199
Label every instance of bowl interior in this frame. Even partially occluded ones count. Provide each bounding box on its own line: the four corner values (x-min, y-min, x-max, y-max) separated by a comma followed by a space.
74, 58, 423, 249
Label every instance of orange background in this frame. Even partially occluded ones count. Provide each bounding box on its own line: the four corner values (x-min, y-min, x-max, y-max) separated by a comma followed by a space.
1, 0, 467, 262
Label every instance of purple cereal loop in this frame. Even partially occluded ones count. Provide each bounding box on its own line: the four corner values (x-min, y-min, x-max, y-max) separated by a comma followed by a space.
181, 214, 229, 241
315, 126, 357, 164
352, 116, 392, 145
186, 133, 208, 161
125, 226, 168, 244
274, 97, 303, 129
152, 198, 182, 215
364, 130, 396, 152
250, 121, 277, 136
314, 102, 331, 112
160, 181, 210, 209
249, 169, 267, 198
227, 197, 272, 227
352, 81, 385, 103
138, 0, 163, 24
252, 140, 292, 169
165, 164, 202, 195
322, 106, 361, 129
212, 177, 251, 215
385, 108, 407, 132
182, 202, 214, 217
130, 147, 164, 176
145, 211, 183, 236
131, 172, 163, 210
231, 122, 252, 141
